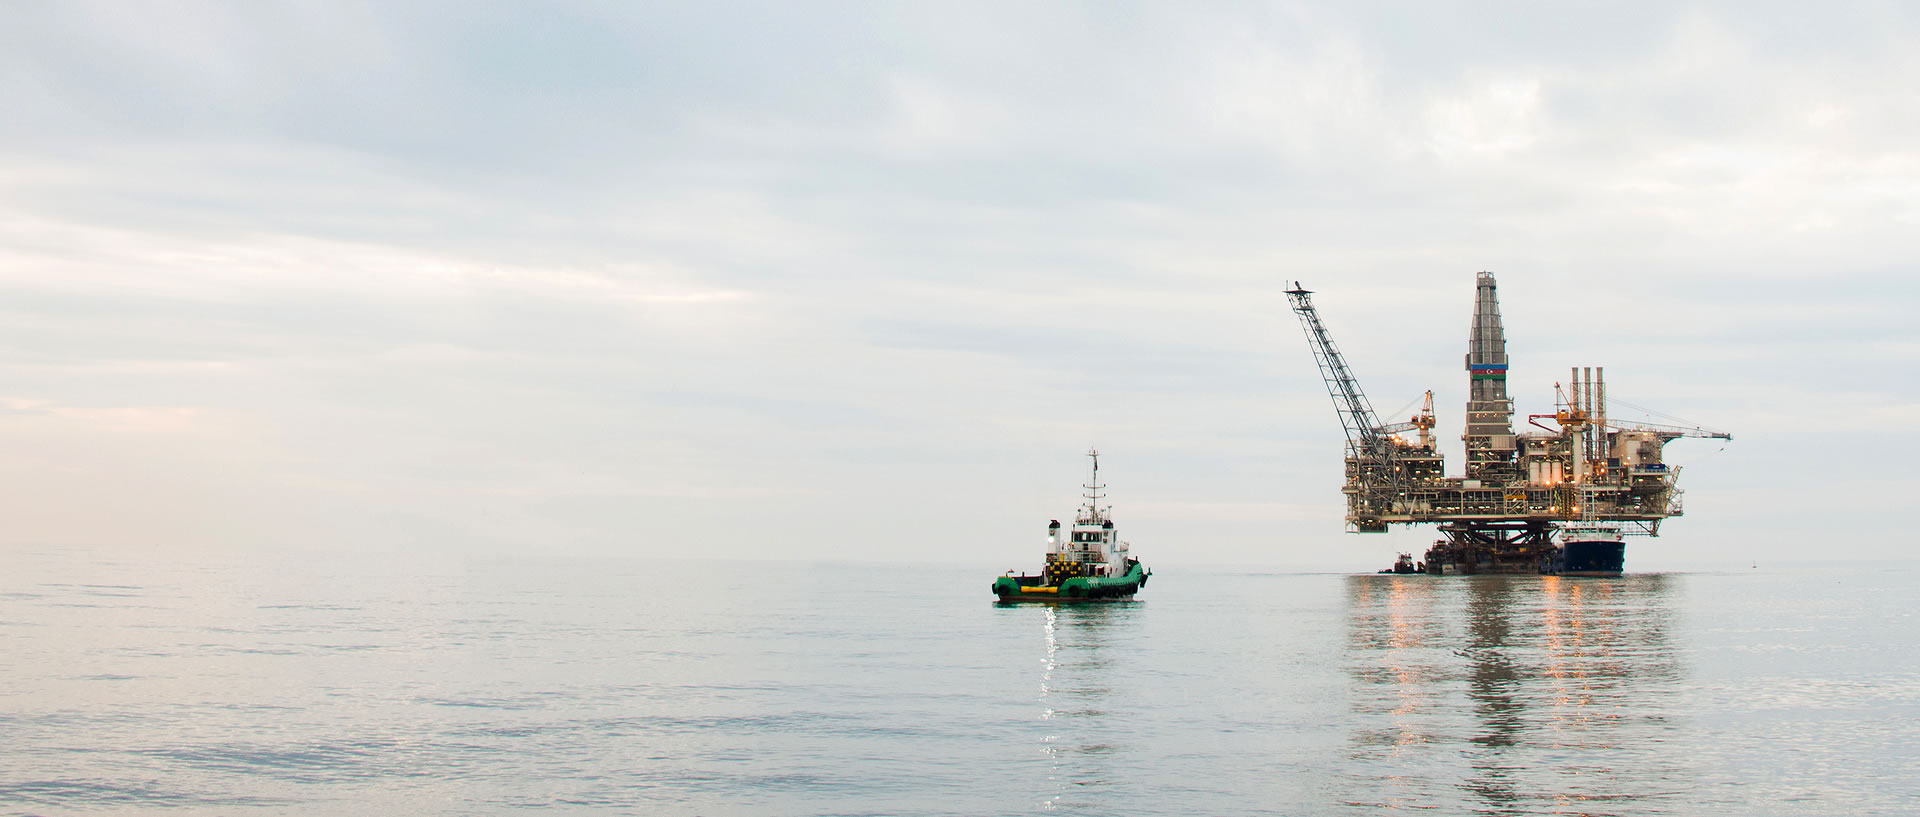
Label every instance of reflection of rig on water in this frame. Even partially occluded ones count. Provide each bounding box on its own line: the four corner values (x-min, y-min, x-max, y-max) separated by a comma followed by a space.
1287, 273, 1729, 575
1342, 574, 1687, 811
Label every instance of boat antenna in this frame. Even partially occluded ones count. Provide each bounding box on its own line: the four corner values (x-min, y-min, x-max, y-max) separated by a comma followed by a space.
1083, 447, 1106, 520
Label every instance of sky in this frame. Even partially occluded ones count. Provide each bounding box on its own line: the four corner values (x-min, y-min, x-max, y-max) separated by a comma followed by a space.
1, 2, 1914, 570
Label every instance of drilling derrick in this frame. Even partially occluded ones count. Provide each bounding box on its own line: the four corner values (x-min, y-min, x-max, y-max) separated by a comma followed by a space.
1442, 272, 1554, 573
1287, 272, 1729, 575
1464, 272, 1515, 482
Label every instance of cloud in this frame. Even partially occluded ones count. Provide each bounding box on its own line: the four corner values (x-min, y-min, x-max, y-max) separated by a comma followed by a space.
0, 2, 1915, 564
0, 397, 202, 434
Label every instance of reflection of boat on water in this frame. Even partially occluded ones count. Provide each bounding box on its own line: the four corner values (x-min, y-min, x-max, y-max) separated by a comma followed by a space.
993, 450, 1149, 602
1028, 602, 1133, 810
993, 591, 1137, 810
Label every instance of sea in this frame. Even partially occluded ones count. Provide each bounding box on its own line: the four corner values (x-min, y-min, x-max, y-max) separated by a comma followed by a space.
3, 547, 1917, 816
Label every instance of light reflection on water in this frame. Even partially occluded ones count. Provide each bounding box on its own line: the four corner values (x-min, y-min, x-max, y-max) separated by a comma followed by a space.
1343, 575, 1690, 816
4, 550, 1917, 816
1030, 602, 1139, 812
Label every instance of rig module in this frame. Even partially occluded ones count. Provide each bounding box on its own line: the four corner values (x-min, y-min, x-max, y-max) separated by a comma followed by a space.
1286, 272, 1729, 575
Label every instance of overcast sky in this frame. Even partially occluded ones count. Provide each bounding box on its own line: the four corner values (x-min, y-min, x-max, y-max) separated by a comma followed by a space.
1, 2, 1914, 569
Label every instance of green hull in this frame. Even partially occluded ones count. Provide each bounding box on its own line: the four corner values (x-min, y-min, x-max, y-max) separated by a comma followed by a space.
992, 562, 1150, 601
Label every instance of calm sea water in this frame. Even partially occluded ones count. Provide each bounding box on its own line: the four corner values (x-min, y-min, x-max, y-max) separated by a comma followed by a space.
3, 548, 1916, 816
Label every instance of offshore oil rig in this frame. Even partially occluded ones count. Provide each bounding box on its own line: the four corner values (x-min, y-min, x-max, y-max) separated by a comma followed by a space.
1286, 272, 1729, 575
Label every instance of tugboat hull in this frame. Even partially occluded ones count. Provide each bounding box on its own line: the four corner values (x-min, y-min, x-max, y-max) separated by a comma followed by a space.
1561, 539, 1626, 577
993, 563, 1149, 602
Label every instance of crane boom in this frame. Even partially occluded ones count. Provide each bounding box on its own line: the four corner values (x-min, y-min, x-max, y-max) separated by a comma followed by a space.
1602, 419, 1732, 440
1284, 283, 1382, 457
1286, 281, 1429, 533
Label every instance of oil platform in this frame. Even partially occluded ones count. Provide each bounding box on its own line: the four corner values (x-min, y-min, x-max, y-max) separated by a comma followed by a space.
1285, 272, 1729, 575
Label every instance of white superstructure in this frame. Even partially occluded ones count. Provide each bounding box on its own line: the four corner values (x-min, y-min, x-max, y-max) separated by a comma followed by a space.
1046, 449, 1131, 579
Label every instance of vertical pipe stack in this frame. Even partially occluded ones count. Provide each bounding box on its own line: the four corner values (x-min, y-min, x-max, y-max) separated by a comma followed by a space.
1596, 366, 1606, 468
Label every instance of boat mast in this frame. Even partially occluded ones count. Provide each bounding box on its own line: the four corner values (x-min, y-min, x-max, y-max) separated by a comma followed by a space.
1082, 447, 1105, 523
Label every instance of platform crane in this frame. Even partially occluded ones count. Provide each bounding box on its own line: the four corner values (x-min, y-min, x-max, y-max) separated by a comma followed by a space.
1284, 283, 1438, 532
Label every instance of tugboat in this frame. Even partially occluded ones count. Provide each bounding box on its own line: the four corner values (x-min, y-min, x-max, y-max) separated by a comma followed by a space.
992, 449, 1150, 601
1378, 553, 1422, 574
